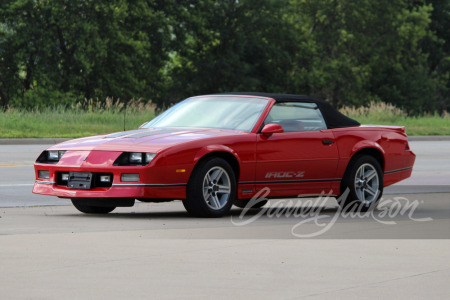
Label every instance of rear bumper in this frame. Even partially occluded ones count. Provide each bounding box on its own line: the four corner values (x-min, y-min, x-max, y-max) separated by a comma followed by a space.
384, 167, 413, 187
384, 149, 416, 187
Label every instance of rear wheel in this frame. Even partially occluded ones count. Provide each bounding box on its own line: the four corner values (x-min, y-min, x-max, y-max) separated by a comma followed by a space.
339, 155, 383, 211
71, 199, 116, 214
183, 157, 236, 217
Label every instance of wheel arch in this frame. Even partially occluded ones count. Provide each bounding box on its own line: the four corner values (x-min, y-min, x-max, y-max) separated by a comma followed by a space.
349, 147, 385, 172
193, 147, 240, 181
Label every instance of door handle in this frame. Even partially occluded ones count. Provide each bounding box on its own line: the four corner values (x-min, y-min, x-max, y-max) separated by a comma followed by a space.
322, 139, 335, 145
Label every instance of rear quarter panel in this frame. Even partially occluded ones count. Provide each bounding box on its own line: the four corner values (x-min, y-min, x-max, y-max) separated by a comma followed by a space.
331, 126, 415, 188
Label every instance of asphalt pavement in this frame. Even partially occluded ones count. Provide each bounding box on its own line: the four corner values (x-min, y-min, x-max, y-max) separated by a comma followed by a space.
0, 139, 449, 299
1, 140, 450, 207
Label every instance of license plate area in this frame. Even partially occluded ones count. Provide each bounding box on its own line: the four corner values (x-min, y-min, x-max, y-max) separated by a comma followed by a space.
67, 172, 93, 189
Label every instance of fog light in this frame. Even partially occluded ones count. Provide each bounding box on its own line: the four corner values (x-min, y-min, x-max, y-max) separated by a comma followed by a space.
100, 175, 111, 183
121, 173, 140, 182
38, 170, 50, 179
61, 173, 69, 181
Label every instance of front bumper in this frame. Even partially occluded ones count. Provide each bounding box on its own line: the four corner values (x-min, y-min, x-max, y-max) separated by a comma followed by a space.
33, 150, 188, 200
33, 180, 186, 200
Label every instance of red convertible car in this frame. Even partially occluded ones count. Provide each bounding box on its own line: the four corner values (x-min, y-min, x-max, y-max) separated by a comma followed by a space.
33, 93, 415, 217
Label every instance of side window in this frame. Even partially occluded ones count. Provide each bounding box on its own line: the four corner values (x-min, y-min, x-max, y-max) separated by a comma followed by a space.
265, 102, 327, 132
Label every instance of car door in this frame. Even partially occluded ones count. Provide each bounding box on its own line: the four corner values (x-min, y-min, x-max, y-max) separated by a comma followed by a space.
255, 102, 339, 196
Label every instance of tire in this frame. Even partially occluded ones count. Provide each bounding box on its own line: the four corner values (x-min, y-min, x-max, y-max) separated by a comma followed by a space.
71, 199, 116, 214
234, 199, 268, 209
339, 155, 383, 211
183, 157, 236, 217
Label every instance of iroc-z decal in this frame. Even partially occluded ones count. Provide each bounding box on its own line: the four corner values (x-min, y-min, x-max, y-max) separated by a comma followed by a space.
265, 171, 305, 179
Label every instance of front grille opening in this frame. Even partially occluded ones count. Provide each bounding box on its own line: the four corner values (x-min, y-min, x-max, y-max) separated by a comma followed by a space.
94, 173, 114, 188
56, 172, 113, 188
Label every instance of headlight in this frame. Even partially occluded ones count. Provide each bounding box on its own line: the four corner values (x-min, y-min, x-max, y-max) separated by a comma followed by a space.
48, 150, 66, 161
114, 152, 157, 166
145, 153, 156, 164
129, 152, 143, 164
48, 151, 60, 161
36, 150, 66, 164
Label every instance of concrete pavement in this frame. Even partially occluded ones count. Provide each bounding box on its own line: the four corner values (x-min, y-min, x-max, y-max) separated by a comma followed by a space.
0, 235, 449, 299
1, 200, 449, 299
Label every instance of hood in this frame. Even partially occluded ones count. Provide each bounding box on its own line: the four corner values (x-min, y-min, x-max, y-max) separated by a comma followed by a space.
48, 127, 246, 153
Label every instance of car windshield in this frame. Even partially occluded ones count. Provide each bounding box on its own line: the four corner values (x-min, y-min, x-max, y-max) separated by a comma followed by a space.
143, 96, 269, 132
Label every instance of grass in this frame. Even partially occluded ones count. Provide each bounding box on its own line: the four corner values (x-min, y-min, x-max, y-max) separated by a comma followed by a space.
0, 98, 156, 138
340, 102, 450, 136
1, 100, 449, 138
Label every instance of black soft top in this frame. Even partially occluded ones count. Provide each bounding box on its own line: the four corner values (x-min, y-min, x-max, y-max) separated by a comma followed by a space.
212, 92, 360, 129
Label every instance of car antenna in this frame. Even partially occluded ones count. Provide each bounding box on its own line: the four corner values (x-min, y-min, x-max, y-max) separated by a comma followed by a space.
123, 101, 126, 131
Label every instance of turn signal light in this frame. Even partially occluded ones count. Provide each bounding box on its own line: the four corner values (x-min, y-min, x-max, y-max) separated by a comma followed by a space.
121, 173, 140, 182
38, 170, 50, 179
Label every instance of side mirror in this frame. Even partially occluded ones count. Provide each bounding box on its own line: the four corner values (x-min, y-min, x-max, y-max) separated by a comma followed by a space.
261, 123, 284, 137
139, 122, 148, 128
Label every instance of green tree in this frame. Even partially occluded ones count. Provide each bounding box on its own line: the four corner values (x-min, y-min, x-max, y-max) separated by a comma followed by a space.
0, 22, 19, 108
0, 0, 176, 108
166, 0, 296, 102
1, 0, 448, 114
421, 0, 450, 112
288, 0, 436, 113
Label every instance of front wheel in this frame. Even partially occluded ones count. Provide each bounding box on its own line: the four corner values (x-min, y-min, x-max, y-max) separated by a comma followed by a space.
71, 199, 116, 214
339, 155, 383, 211
183, 157, 236, 217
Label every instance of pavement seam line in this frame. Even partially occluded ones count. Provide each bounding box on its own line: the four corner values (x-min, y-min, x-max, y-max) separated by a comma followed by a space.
298, 266, 450, 299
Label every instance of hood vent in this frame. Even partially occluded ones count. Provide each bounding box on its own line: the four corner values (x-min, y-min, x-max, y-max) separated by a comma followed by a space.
124, 129, 180, 139
105, 130, 142, 138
